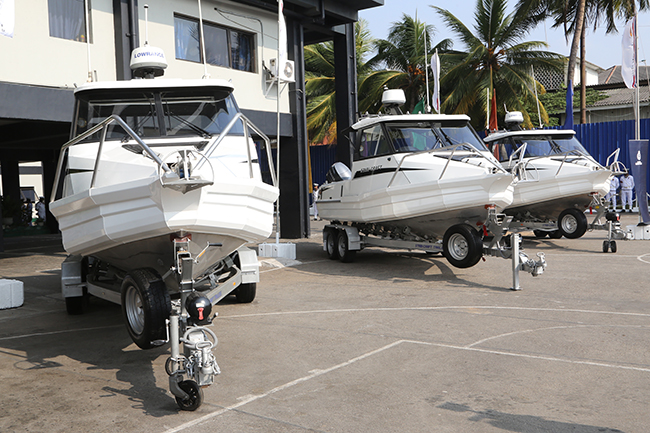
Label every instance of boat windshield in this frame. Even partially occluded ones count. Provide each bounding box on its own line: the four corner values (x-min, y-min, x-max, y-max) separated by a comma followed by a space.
383, 121, 488, 153
73, 87, 244, 141
488, 134, 589, 162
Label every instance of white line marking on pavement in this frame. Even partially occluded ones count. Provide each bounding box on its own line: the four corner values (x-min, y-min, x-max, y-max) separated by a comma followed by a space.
163, 340, 404, 433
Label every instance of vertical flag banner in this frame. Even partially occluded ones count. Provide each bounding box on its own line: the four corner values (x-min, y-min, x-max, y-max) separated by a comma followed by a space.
563, 80, 574, 129
431, 50, 440, 113
0, 0, 15, 38
621, 17, 637, 89
278, 0, 288, 70
629, 140, 650, 223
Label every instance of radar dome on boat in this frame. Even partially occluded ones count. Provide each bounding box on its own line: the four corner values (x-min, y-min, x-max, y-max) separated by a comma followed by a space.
382, 88, 406, 107
130, 45, 168, 78
504, 111, 524, 125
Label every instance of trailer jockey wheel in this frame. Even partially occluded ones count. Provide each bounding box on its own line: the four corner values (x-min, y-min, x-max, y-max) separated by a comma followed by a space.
175, 380, 203, 411
443, 224, 483, 268
558, 208, 588, 239
120, 269, 171, 349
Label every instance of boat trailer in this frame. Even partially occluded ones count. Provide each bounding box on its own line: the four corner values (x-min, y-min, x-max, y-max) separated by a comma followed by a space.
61, 243, 260, 410
323, 208, 546, 291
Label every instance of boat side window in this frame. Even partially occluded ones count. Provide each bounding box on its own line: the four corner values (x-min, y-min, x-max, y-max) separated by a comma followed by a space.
355, 125, 391, 160
553, 136, 588, 154
438, 124, 488, 151
488, 140, 514, 162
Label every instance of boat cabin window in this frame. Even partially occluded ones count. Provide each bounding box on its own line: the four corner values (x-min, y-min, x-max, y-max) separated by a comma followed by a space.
383, 121, 488, 153
355, 125, 392, 160
488, 134, 588, 162
73, 88, 244, 142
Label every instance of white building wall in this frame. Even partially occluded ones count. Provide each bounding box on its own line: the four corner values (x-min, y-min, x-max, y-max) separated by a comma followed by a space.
0, 0, 117, 87
141, 0, 288, 114
0, 0, 288, 114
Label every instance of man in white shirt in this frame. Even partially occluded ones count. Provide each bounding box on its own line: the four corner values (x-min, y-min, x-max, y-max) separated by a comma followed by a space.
605, 176, 619, 210
620, 171, 635, 212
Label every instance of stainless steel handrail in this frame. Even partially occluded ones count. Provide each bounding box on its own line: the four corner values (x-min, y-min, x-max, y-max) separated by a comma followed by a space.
386, 142, 506, 188
51, 114, 172, 202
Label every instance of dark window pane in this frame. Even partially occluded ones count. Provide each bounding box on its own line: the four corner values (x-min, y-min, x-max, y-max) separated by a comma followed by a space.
174, 16, 201, 62
48, 0, 87, 42
231, 31, 253, 72
204, 24, 229, 67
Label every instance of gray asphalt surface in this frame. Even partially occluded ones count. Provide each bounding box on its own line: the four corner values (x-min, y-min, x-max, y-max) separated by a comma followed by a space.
1, 214, 649, 433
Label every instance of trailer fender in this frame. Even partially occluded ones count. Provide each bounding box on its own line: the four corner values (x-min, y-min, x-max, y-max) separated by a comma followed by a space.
237, 247, 260, 284
61, 255, 85, 298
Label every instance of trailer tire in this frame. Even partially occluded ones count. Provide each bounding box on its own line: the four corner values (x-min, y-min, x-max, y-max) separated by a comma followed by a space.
324, 228, 339, 260
443, 224, 483, 268
235, 283, 256, 303
558, 208, 588, 239
610, 240, 617, 253
336, 230, 357, 263
175, 380, 203, 411
121, 269, 170, 350
548, 229, 563, 239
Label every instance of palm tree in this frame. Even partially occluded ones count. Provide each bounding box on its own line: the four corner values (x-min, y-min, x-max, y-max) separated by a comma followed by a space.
432, 0, 565, 130
358, 14, 452, 114
304, 20, 375, 145
515, 0, 648, 124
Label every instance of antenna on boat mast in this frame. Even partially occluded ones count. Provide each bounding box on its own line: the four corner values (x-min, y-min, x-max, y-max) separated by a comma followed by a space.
129, 5, 168, 79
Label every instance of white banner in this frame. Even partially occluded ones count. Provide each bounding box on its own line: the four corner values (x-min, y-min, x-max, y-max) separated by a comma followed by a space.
0, 0, 15, 38
431, 50, 440, 113
278, 0, 287, 67
621, 17, 637, 89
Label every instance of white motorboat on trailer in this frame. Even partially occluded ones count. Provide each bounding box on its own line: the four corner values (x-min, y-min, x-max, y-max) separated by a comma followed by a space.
316, 89, 520, 269
50, 48, 278, 410
484, 112, 613, 239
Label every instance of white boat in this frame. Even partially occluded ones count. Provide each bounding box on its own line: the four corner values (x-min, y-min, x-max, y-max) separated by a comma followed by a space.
316, 89, 516, 268
484, 112, 613, 239
51, 78, 278, 281
50, 49, 279, 410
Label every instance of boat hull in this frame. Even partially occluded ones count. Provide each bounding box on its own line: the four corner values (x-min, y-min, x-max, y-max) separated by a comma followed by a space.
50, 175, 278, 280
504, 160, 611, 221
318, 170, 514, 239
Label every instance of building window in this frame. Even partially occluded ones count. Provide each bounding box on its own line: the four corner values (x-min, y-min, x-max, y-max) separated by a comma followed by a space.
174, 15, 255, 72
48, 0, 90, 42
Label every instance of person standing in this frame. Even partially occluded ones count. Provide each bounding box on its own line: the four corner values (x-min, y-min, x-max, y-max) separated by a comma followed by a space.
620, 171, 635, 212
605, 175, 619, 210
312, 183, 319, 221
35, 197, 47, 222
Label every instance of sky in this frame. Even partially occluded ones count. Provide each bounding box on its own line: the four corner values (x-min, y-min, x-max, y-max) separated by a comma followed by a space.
359, 0, 650, 70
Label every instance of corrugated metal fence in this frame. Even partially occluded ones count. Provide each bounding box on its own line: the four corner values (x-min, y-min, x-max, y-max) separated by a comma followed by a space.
307, 118, 650, 193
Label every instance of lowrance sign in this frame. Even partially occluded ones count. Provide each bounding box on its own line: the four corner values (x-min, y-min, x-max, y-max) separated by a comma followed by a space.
130, 46, 168, 71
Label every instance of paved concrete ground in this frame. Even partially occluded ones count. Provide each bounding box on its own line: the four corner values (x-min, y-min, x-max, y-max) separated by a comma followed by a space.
1, 215, 650, 433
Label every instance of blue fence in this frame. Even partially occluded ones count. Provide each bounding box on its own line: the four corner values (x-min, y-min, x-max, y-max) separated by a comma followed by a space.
308, 118, 650, 194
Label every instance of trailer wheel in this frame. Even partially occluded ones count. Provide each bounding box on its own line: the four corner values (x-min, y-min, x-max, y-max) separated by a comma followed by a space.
533, 230, 548, 238
558, 208, 587, 239
602, 240, 609, 253
324, 228, 339, 260
443, 224, 483, 268
235, 283, 256, 303
337, 230, 357, 263
175, 380, 203, 411
610, 240, 617, 253
121, 269, 170, 349
548, 229, 563, 239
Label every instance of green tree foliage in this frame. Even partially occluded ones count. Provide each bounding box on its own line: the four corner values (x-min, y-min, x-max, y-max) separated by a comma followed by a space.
358, 14, 452, 114
432, 0, 565, 130
527, 86, 607, 126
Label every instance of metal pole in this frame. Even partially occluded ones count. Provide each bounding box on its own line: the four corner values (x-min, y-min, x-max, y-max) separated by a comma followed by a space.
423, 29, 430, 113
